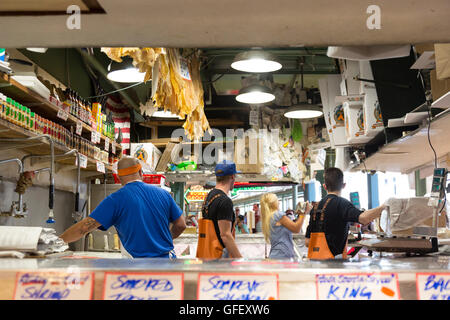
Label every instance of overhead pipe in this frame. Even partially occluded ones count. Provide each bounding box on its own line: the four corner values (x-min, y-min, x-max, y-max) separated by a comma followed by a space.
0, 158, 25, 216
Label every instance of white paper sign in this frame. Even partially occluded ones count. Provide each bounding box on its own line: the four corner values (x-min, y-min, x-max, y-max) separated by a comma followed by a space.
197, 273, 279, 300
112, 161, 118, 174
91, 131, 100, 144
316, 273, 400, 300
78, 154, 87, 169
179, 58, 191, 81
103, 272, 184, 300
14, 271, 94, 300
96, 161, 105, 173
112, 142, 116, 154
416, 273, 450, 300
76, 122, 82, 136
57, 109, 69, 121
104, 138, 110, 152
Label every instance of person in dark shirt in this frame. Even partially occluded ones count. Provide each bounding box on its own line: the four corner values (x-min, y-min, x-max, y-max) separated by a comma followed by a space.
305, 167, 386, 258
202, 161, 242, 258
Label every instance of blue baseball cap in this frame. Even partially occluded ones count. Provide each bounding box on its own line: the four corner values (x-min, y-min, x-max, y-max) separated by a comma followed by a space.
215, 160, 241, 177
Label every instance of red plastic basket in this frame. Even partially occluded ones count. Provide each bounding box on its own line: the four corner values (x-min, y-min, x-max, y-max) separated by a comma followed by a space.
142, 174, 166, 185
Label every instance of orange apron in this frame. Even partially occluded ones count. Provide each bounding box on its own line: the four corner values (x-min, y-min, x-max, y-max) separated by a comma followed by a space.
196, 193, 232, 259
307, 197, 348, 260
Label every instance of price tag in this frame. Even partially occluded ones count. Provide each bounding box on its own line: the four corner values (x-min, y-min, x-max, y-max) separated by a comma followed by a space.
14, 271, 94, 300
57, 109, 69, 121
78, 154, 87, 169
104, 138, 110, 152
91, 131, 100, 144
112, 142, 116, 154
416, 273, 450, 300
102, 272, 184, 300
315, 273, 400, 300
76, 122, 82, 136
96, 161, 105, 173
179, 58, 191, 81
197, 273, 279, 300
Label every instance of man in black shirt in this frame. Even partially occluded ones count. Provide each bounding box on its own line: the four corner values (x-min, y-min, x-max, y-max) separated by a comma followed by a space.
203, 161, 242, 258
305, 167, 386, 258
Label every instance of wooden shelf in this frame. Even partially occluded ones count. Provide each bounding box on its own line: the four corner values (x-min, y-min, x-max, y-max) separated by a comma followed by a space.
0, 118, 113, 172
0, 72, 122, 153
353, 109, 450, 174
162, 170, 297, 184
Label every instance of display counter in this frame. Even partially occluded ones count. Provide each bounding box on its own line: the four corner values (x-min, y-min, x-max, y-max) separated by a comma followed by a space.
0, 253, 448, 300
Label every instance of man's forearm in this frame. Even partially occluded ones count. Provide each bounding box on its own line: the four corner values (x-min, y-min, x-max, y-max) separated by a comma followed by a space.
221, 234, 242, 258
358, 205, 386, 225
59, 217, 100, 243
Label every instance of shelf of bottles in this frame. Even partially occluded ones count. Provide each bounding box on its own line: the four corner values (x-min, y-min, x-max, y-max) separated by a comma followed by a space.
0, 94, 119, 170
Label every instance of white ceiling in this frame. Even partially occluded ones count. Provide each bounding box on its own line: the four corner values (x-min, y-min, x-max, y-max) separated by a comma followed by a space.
1, 0, 449, 48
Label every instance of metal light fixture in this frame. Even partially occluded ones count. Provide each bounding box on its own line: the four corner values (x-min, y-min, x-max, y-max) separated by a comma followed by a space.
284, 104, 323, 119
106, 57, 145, 83
26, 48, 48, 53
151, 110, 183, 119
236, 84, 275, 104
231, 50, 282, 73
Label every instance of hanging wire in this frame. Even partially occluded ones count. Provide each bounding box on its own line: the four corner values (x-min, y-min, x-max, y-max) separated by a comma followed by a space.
85, 81, 146, 99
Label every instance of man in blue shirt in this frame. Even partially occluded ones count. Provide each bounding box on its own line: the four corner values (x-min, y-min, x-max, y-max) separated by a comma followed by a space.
60, 156, 186, 258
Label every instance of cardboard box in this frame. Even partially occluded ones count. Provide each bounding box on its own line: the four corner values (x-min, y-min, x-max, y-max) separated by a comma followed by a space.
155, 140, 182, 172
430, 69, 450, 101
234, 136, 263, 174
130, 143, 162, 172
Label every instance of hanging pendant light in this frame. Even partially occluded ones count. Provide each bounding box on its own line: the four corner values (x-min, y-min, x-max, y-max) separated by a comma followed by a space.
284, 104, 323, 119
236, 84, 275, 104
231, 50, 282, 73
151, 110, 183, 119
107, 57, 145, 83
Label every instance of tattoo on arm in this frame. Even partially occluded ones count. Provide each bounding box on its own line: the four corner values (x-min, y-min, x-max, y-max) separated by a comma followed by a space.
78, 217, 101, 236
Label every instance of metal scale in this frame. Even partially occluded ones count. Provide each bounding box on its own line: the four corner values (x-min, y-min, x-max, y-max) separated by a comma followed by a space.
356, 168, 448, 255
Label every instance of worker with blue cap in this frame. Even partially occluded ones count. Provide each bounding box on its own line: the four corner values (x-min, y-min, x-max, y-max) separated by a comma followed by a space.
196, 161, 242, 259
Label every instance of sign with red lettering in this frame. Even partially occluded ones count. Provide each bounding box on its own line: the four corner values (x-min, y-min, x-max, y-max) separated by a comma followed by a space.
13, 271, 94, 300
102, 272, 184, 300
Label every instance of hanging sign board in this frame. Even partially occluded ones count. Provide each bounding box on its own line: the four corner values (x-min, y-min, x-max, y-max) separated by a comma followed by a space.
102, 272, 184, 300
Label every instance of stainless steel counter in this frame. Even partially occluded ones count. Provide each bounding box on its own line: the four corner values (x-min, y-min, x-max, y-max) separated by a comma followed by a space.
0, 254, 448, 300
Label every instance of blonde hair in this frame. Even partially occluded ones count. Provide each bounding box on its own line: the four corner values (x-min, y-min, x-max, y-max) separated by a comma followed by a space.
260, 193, 279, 243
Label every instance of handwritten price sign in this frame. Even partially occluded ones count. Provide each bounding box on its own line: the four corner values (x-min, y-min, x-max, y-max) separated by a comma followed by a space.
315, 273, 400, 300
416, 273, 450, 300
102, 272, 184, 300
197, 273, 279, 300
14, 271, 94, 300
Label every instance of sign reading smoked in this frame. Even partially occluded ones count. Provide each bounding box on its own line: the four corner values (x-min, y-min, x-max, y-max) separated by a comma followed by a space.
102, 272, 184, 300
